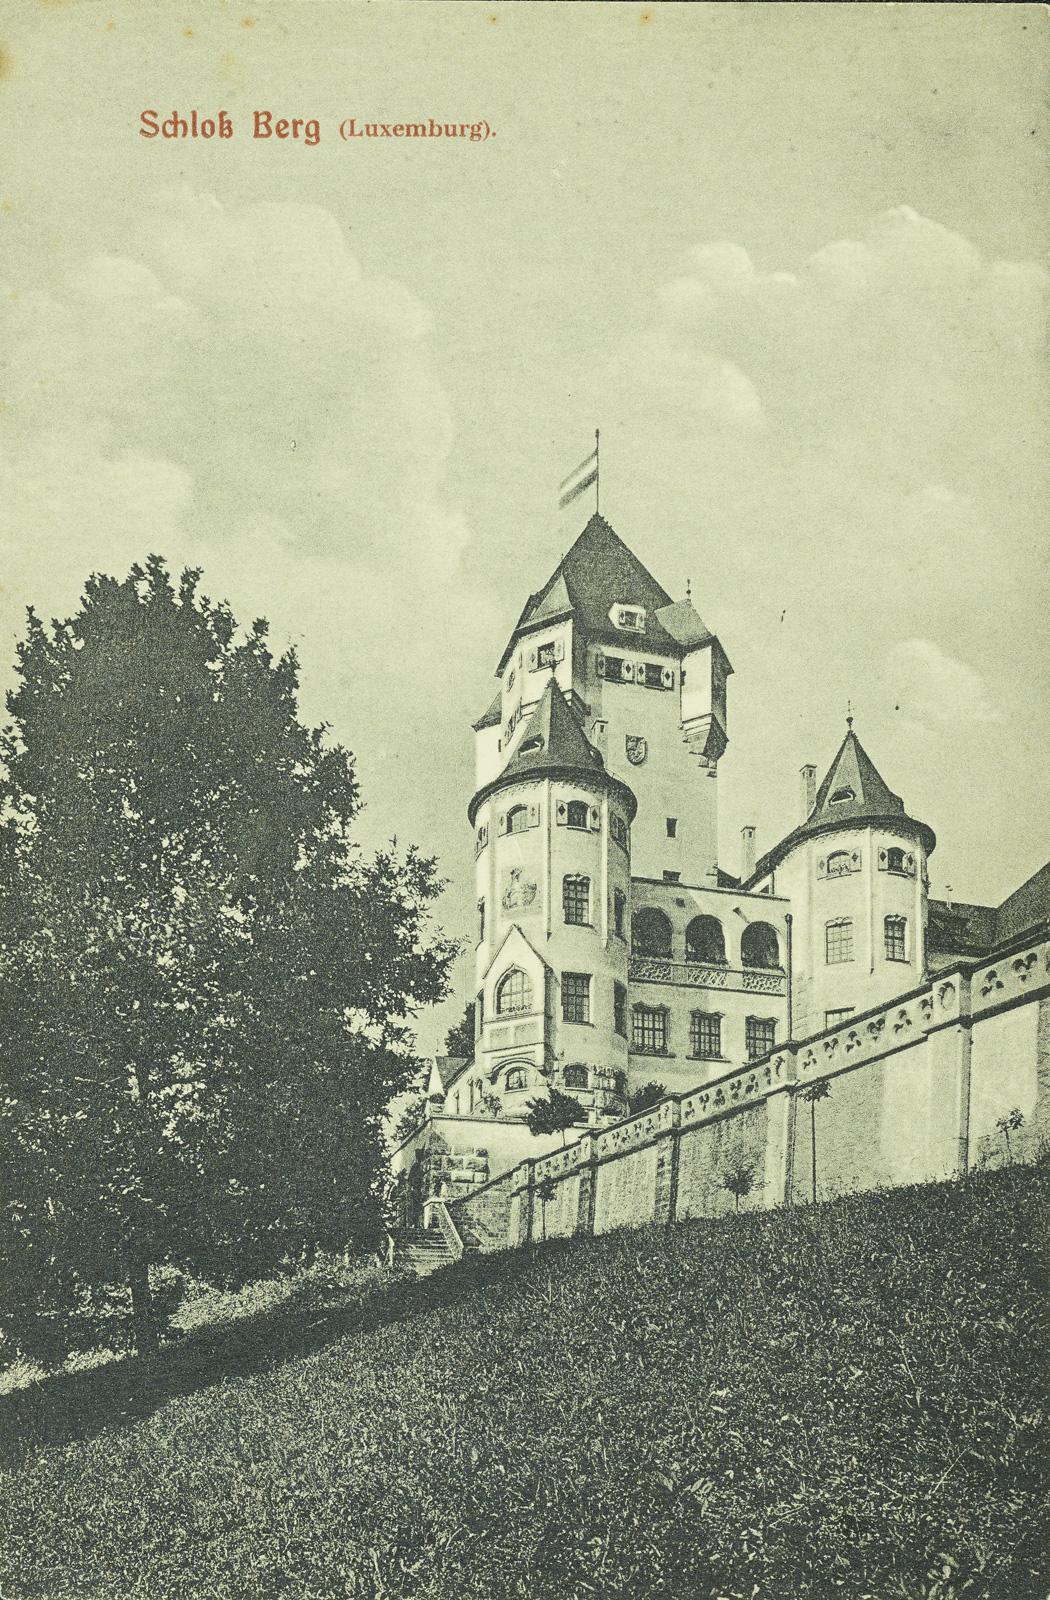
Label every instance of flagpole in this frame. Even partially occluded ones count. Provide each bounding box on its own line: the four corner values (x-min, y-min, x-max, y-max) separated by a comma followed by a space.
595, 428, 600, 514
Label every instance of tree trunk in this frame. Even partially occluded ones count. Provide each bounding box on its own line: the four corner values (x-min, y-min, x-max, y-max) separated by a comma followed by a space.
129, 1263, 159, 1357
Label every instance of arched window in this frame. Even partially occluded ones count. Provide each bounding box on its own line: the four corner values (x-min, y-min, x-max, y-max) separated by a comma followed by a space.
562, 874, 590, 926
632, 907, 673, 958
495, 968, 532, 1014
685, 914, 726, 964
741, 921, 780, 970
886, 847, 905, 873
563, 1064, 589, 1089
566, 799, 589, 830
825, 919, 854, 964
507, 805, 529, 835
505, 1066, 528, 1091
826, 850, 852, 878
884, 916, 907, 962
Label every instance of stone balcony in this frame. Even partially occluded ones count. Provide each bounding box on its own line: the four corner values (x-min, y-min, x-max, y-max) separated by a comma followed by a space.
628, 957, 786, 996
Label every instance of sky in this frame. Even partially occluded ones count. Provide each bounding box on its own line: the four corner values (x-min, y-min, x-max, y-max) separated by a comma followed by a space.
0, 3, 1047, 1051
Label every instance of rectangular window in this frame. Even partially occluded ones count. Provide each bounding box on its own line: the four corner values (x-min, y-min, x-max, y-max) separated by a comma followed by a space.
610, 815, 628, 850
562, 875, 590, 926
537, 641, 556, 669
666, 817, 678, 838
825, 1007, 855, 1029
613, 888, 626, 938
562, 971, 591, 1025
641, 661, 666, 688
825, 919, 854, 964
745, 1016, 776, 1061
663, 870, 681, 884
690, 1011, 722, 1060
632, 1006, 668, 1055
602, 654, 624, 681
613, 981, 627, 1037
884, 916, 907, 962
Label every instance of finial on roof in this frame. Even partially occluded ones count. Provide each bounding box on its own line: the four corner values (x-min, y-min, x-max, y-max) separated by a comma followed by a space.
685, 577, 692, 602
846, 697, 854, 731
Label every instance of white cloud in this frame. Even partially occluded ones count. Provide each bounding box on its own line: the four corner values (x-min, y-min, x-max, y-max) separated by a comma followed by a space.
882, 638, 999, 731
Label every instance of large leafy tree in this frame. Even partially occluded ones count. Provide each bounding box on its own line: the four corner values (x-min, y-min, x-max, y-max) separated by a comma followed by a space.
0, 558, 456, 1361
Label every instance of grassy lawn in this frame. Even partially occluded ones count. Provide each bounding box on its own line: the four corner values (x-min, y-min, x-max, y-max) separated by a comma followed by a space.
1, 1161, 1047, 1600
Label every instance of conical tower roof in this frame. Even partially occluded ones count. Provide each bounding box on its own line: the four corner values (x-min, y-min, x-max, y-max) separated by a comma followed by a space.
747, 725, 935, 883
467, 678, 637, 824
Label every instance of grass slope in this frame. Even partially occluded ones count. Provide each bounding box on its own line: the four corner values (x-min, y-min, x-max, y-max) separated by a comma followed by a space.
1, 1162, 1048, 1600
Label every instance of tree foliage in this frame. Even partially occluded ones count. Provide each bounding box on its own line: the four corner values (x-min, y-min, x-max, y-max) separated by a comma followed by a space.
627, 1080, 667, 1117
0, 557, 456, 1361
443, 1002, 475, 1061
524, 1087, 586, 1147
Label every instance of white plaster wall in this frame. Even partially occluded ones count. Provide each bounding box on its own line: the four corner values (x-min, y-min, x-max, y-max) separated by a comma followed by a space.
969, 1002, 1042, 1165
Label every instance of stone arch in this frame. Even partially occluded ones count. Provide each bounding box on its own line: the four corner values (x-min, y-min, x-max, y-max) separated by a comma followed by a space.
685, 914, 726, 964
741, 921, 780, 970
632, 906, 673, 958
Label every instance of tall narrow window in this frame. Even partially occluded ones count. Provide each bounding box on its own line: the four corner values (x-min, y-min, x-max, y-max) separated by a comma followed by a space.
507, 804, 529, 835
745, 1016, 776, 1061
562, 874, 590, 926
632, 1006, 668, 1055
690, 1011, 722, 1060
825, 919, 854, 964
613, 981, 627, 1037
477, 899, 485, 944
566, 800, 589, 830
884, 915, 907, 962
666, 817, 678, 838
562, 971, 591, 1024
613, 888, 627, 939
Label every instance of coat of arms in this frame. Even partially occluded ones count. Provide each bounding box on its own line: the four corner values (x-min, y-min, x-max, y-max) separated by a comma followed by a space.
502, 867, 538, 912
626, 735, 648, 766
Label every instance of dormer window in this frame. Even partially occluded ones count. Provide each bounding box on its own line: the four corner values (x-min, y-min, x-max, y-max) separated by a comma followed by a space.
613, 605, 645, 633
520, 735, 545, 755
829, 786, 856, 804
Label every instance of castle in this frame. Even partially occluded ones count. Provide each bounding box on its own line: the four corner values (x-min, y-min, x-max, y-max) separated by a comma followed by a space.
390, 513, 1049, 1230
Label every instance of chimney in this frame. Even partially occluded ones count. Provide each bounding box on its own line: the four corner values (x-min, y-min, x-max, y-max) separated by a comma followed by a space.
741, 824, 756, 880
800, 764, 817, 821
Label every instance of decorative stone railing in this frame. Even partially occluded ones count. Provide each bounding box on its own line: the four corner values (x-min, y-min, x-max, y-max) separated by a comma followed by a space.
629, 958, 786, 996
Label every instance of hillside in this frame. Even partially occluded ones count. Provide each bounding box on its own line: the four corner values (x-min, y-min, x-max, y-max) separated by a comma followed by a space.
1, 1161, 1047, 1600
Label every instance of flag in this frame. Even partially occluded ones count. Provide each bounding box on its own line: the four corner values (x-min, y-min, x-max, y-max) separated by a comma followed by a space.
558, 444, 598, 509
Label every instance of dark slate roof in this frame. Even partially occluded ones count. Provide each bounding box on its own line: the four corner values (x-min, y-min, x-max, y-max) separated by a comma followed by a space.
499, 678, 605, 785
468, 678, 637, 824
434, 1055, 469, 1091
996, 861, 1050, 944
747, 726, 935, 884
472, 691, 502, 732
496, 514, 722, 671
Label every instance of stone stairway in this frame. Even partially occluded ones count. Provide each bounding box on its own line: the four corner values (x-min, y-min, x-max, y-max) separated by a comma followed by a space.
393, 1229, 457, 1277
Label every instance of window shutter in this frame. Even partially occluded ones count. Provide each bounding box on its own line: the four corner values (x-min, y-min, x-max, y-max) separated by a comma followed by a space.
527, 804, 539, 828
661, 666, 674, 689
554, 639, 565, 662
555, 801, 568, 827
588, 806, 600, 831
526, 648, 537, 671
620, 660, 635, 683
498, 812, 507, 835
594, 651, 605, 676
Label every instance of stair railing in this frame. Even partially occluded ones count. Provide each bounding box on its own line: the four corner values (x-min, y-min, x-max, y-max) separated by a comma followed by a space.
423, 1197, 465, 1261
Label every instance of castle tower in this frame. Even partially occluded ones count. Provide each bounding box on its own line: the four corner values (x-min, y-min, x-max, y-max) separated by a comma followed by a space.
468, 679, 636, 1122
746, 724, 935, 1038
473, 514, 733, 889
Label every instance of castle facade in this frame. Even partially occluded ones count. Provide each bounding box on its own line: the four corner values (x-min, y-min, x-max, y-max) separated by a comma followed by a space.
390, 514, 1048, 1222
